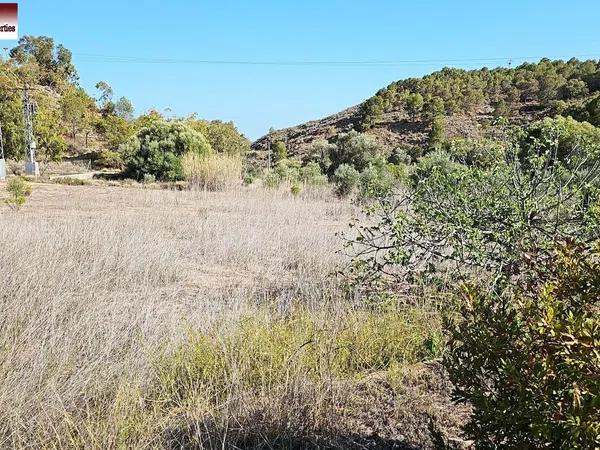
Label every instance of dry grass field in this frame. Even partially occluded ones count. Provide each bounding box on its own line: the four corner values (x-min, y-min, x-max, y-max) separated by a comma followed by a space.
0, 182, 466, 449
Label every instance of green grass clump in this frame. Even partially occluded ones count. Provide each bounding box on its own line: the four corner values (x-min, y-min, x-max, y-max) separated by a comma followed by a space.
153, 307, 442, 408
5, 176, 32, 210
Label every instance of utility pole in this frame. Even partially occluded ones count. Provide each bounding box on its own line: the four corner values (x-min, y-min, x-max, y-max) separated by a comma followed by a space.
0, 121, 5, 181
22, 86, 39, 176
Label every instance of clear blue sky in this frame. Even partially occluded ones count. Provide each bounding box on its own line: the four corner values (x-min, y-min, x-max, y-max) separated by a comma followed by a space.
9, 0, 600, 139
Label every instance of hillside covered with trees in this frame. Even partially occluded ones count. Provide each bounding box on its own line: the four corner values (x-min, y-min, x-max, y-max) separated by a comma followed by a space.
252, 58, 600, 161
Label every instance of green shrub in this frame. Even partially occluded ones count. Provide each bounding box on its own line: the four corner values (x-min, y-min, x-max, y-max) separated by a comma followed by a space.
387, 148, 412, 165
358, 164, 397, 201
184, 118, 250, 156
5, 176, 32, 210
328, 130, 384, 175
333, 164, 359, 197
520, 115, 600, 166
299, 162, 327, 185
52, 177, 88, 186
345, 137, 600, 294
273, 141, 288, 163
445, 241, 600, 449
142, 174, 156, 184
94, 150, 124, 170
443, 138, 504, 168
262, 171, 282, 189
123, 121, 212, 181
273, 159, 300, 181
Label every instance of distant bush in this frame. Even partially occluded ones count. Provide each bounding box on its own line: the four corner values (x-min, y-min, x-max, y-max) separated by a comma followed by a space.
123, 121, 212, 181
299, 162, 328, 185
273, 158, 301, 182
184, 118, 250, 156
182, 152, 242, 191
273, 141, 288, 163
333, 164, 359, 198
142, 173, 156, 184
443, 138, 504, 168
303, 139, 335, 171
328, 130, 384, 175
387, 148, 412, 165
94, 149, 124, 169
445, 241, 600, 449
262, 171, 281, 189
5, 176, 32, 210
52, 177, 88, 186
358, 164, 397, 201
94, 114, 134, 151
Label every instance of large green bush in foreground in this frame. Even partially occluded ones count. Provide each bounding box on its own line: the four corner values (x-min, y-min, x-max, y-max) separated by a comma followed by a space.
123, 121, 211, 181
445, 241, 600, 449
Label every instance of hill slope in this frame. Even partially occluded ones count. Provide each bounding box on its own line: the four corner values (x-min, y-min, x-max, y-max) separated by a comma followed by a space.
251, 58, 600, 163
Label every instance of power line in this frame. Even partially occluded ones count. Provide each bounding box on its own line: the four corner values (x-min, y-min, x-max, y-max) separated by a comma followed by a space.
72, 52, 599, 67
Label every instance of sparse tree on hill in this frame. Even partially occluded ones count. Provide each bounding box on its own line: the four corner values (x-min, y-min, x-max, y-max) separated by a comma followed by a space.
114, 96, 134, 121
95, 80, 113, 111
359, 96, 384, 130
405, 93, 424, 121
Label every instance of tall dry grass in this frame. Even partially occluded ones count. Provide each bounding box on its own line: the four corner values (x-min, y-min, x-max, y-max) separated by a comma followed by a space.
182, 152, 242, 191
0, 183, 458, 449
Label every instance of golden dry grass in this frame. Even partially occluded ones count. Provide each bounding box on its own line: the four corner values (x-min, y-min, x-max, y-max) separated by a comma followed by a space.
0, 182, 463, 449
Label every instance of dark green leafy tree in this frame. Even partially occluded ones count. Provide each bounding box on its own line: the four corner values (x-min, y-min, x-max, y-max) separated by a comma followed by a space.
423, 96, 445, 122
9, 35, 78, 86
561, 78, 589, 99
569, 94, 600, 127
328, 130, 384, 175
35, 95, 67, 160
428, 116, 446, 149
445, 241, 600, 450
405, 93, 424, 121
0, 88, 24, 159
123, 120, 211, 181
359, 95, 384, 130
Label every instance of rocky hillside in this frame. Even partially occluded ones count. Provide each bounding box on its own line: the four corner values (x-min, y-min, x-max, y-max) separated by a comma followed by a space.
251, 58, 600, 163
